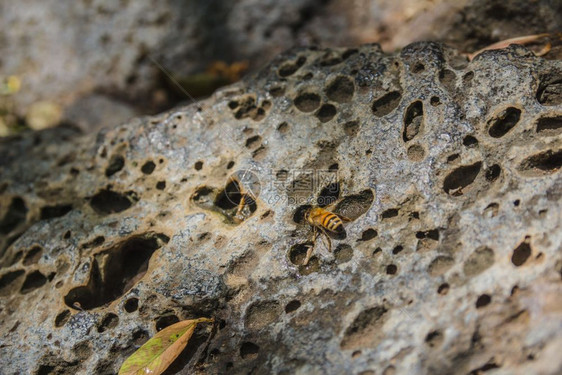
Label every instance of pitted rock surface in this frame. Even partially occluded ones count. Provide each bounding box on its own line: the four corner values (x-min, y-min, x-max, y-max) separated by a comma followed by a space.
0, 43, 561, 374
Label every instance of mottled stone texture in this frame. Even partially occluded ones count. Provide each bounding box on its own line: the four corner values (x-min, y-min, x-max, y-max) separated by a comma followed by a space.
0, 43, 561, 374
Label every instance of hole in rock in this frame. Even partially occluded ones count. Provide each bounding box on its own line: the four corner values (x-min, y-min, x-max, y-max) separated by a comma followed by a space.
245, 300, 280, 331
475, 294, 491, 308
82, 236, 105, 249
299, 257, 319, 275
23, 246, 43, 265
381, 208, 398, 219
326, 76, 354, 103
335, 190, 374, 220
438, 283, 449, 295
0, 270, 25, 296
54, 310, 71, 328
141, 161, 156, 174
215, 179, 242, 210
464, 246, 495, 277
425, 330, 443, 347
97, 313, 119, 333
511, 238, 531, 267
105, 155, 125, 177
536, 116, 562, 134
285, 300, 301, 314
245, 135, 261, 148
316, 104, 337, 123
342, 49, 358, 60
416, 229, 439, 241
463, 135, 478, 147
90, 189, 136, 215
155, 314, 179, 331
372, 91, 402, 117
277, 122, 289, 133
289, 243, 311, 265
518, 149, 562, 176
278, 56, 306, 77
240, 342, 260, 359
359, 229, 377, 242
485, 164, 501, 182
7, 250, 23, 266
40, 204, 72, 220
439, 69, 456, 92
343, 120, 359, 137
447, 154, 460, 163
428, 256, 454, 276
407, 144, 425, 161
537, 78, 562, 106
488, 107, 521, 138
317, 182, 340, 207
403, 101, 423, 142
468, 362, 501, 374
191, 186, 214, 205
194, 161, 204, 170
124, 298, 139, 312
20, 271, 47, 294
132, 329, 148, 345
340, 305, 387, 350
294, 92, 321, 113
64, 233, 167, 310
386, 264, 397, 275
443, 162, 482, 196
412, 63, 425, 73
334, 244, 353, 264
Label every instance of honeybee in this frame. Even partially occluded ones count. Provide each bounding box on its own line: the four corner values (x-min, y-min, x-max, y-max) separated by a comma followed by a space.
303, 206, 350, 266
233, 191, 256, 223
223, 169, 260, 223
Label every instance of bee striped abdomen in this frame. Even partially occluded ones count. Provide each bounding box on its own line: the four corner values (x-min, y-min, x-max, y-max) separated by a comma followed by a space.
322, 213, 343, 232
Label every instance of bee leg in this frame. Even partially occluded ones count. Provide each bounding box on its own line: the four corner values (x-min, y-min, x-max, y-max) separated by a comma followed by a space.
304, 227, 318, 266
235, 194, 246, 217
319, 227, 332, 252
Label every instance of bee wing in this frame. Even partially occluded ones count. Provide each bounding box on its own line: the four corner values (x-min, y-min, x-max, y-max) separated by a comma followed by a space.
338, 214, 352, 222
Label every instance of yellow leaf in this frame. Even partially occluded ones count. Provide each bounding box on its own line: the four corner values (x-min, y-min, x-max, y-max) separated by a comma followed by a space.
118, 317, 213, 375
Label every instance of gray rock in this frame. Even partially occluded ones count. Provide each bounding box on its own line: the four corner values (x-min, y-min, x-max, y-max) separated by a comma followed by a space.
0, 42, 561, 374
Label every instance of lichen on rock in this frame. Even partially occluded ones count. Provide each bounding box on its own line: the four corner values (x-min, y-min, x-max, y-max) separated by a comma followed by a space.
0, 42, 561, 374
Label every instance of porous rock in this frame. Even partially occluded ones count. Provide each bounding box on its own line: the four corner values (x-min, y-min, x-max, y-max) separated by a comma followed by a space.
0, 42, 561, 374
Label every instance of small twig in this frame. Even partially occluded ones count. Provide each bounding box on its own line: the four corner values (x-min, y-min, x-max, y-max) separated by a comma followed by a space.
149, 55, 201, 109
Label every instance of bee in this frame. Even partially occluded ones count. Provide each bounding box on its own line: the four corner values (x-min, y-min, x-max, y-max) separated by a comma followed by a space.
233, 190, 256, 223
302, 206, 350, 266
220, 169, 260, 223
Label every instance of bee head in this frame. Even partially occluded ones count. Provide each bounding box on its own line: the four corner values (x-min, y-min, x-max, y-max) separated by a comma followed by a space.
303, 207, 311, 222
293, 205, 313, 224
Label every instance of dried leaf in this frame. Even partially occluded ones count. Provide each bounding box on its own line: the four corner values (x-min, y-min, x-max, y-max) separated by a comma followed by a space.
118, 317, 213, 375
467, 33, 562, 61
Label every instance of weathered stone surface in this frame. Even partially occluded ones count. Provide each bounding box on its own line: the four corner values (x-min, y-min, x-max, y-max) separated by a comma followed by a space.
0, 42, 561, 374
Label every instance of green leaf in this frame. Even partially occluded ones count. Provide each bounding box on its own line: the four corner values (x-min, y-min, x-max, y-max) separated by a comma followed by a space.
118, 317, 213, 375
